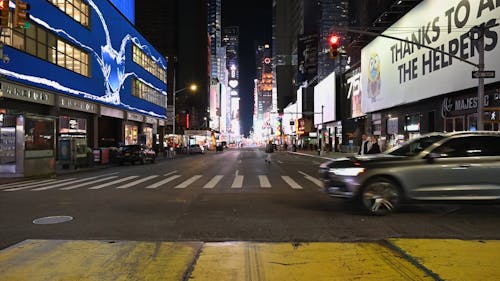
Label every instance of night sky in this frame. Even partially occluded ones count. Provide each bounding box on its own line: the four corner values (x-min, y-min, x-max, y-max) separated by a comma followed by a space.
222, 0, 273, 137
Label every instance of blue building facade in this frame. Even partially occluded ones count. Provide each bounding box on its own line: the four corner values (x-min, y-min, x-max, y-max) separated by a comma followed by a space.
110, 0, 135, 24
0, 0, 167, 151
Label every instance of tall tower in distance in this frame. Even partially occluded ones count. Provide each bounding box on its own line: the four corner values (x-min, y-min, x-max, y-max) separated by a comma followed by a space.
222, 26, 241, 137
208, 0, 222, 80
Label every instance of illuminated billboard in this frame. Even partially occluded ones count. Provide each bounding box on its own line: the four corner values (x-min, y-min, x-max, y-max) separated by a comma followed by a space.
314, 72, 336, 125
361, 0, 500, 113
0, 0, 166, 118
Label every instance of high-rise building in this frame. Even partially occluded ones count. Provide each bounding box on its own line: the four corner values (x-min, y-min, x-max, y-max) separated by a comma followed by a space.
136, 0, 209, 132
222, 26, 241, 137
253, 44, 274, 140
317, 0, 350, 81
208, 0, 222, 80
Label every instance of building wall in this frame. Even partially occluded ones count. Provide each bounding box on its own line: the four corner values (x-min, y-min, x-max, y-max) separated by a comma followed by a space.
1, 0, 166, 118
0, 0, 167, 150
110, 0, 135, 23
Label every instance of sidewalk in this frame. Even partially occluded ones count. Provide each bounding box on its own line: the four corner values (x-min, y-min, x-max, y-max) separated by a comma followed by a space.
288, 149, 355, 160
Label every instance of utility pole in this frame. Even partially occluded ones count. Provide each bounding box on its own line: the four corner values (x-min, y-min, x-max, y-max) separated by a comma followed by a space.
472, 26, 485, 131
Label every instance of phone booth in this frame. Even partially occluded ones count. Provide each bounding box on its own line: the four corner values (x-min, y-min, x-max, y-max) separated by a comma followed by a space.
58, 116, 89, 169
0, 114, 56, 178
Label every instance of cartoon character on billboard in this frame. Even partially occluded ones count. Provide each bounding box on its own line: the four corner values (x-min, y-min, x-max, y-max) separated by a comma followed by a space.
367, 53, 381, 102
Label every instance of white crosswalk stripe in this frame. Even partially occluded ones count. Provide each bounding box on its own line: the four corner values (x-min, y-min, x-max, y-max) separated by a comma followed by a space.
4, 178, 76, 192
31, 177, 101, 191
281, 176, 303, 189
60, 176, 119, 190
30, 173, 120, 191
1, 173, 323, 191
203, 175, 223, 189
1, 179, 57, 190
231, 175, 243, 188
89, 176, 139, 190
174, 175, 202, 189
0, 179, 39, 189
259, 175, 271, 188
299, 171, 323, 188
145, 175, 181, 189
116, 175, 159, 189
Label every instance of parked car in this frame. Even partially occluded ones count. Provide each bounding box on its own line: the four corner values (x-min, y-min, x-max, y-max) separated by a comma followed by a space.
188, 144, 204, 154
116, 144, 156, 165
319, 131, 500, 215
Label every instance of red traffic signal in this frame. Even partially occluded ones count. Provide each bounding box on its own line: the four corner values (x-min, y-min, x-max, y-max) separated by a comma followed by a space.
0, 0, 9, 27
13, 0, 30, 29
328, 35, 340, 46
328, 35, 341, 59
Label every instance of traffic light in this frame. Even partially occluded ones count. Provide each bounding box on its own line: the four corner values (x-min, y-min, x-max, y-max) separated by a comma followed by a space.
328, 34, 341, 59
276, 116, 283, 136
0, 0, 9, 27
13, 0, 30, 29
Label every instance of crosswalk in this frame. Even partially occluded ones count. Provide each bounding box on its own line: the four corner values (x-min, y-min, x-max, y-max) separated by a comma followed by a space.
0, 171, 323, 192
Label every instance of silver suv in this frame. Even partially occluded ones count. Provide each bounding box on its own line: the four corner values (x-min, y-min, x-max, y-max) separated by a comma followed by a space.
319, 131, 500, 215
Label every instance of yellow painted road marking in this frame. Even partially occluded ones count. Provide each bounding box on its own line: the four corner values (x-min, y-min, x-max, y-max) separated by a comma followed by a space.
2, 239, 499, 281
0, 240, 202, 281
189, 242, 433, 281
389, 238, 500, 281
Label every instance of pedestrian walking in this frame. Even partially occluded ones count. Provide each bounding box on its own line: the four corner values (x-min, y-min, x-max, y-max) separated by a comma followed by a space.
367, 135, 381, 154
358, 133, 371, 155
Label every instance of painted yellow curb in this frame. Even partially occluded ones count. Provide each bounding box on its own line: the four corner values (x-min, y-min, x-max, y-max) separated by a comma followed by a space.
189, 242, 433, 281
0, 239, 202, 281
389, 238, 500, 281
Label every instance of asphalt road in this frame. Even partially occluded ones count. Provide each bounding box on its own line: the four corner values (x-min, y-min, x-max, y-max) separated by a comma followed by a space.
1, 147, 500, 250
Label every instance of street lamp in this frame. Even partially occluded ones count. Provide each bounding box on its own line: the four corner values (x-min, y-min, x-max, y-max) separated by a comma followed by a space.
172, 82, 197, 135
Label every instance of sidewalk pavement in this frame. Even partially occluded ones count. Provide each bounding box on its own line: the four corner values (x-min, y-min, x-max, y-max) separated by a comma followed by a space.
288, 149, 356, 160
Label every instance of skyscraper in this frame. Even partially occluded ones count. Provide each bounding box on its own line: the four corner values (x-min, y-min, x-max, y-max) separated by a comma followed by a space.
222, 26, 241, 137
136, 0, 209, 131
208, 0, 222, 80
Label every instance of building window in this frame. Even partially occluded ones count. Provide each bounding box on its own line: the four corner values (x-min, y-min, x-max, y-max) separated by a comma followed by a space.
0, 20, 90, 77
48, 0, 90, 27
132, 79, 166, 108
132, 44, 167, 83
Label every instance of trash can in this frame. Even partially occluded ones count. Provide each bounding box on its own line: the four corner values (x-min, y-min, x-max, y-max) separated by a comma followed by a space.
100, 148, 110, 164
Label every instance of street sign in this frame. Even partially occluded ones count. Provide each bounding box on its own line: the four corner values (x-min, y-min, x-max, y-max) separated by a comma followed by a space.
472, 70, 495, 78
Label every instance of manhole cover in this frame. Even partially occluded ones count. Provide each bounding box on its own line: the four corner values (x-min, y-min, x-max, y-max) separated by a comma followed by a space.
33, 216, 73, 225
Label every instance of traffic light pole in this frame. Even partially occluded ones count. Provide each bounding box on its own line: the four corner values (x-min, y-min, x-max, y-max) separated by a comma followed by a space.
333, 26, 497, 131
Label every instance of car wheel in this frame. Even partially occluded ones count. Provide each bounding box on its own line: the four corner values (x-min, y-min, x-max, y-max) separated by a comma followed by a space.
360, 178, 401, 215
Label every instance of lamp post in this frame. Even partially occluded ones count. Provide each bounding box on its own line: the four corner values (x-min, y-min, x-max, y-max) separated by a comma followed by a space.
172, 79, 197, 135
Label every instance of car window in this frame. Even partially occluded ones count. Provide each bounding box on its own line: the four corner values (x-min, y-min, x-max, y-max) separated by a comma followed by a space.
431, 136, 500, 157
387, 135, 445, 156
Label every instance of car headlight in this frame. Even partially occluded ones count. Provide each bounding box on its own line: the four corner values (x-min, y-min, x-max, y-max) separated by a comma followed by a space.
328, 167, 365, 176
